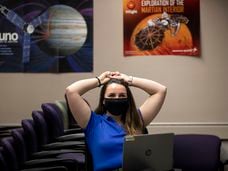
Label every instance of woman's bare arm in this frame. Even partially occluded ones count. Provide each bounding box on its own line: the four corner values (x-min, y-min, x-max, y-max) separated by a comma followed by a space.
65, 71, 112, 128
110, 72, 167, 126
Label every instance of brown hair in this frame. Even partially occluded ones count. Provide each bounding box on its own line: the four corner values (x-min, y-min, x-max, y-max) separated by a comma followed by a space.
95, 79, 143, 135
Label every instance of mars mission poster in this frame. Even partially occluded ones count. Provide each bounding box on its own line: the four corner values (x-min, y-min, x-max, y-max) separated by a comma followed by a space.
123, 0, 200, 57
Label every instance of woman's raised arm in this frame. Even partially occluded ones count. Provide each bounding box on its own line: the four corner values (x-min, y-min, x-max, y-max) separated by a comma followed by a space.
65, 71, 112, 128
110, 72, 167, 126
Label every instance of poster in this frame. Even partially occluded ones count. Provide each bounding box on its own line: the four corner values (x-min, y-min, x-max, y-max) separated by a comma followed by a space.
0, 0, 93, 72
123, 0, 200, 57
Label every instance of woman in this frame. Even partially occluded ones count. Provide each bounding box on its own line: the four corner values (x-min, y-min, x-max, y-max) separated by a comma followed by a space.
65, 71, 167, 171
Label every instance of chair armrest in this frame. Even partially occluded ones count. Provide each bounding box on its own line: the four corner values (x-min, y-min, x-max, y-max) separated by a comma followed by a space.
64, 128, 83, 134
223, 160, 228, 167
20, 166, 67, 171
32, 149, 85, 158
56, 133, 85, 142
69, 123, 81, 129
42, 141, 86, 150
218, 160, 228, 171
23, 158, 79, 169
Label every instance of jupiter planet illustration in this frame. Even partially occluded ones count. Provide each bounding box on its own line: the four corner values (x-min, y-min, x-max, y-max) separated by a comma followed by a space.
35, 5, 87, 56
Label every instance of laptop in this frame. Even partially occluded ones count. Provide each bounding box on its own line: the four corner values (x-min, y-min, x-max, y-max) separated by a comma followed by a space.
122, 133, 174, 171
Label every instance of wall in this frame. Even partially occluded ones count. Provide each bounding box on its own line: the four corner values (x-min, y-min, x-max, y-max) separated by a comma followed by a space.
0, 0, 228, 138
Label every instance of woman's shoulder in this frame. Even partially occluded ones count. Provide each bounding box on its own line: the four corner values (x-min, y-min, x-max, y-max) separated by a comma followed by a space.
87, 111, 108, 125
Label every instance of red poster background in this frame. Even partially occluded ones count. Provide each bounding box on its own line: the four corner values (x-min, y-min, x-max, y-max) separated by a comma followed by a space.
123, 0, 200, 57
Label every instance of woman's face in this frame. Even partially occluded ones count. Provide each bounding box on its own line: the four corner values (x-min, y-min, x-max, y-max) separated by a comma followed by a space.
104, 83, 127, 99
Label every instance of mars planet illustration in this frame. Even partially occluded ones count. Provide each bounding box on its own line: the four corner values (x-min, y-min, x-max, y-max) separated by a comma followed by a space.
130, 13, 193, 55
36, 5, 87, 56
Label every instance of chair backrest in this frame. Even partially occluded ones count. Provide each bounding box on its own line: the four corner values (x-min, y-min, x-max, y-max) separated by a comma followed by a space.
21, 119, 39, 155
174, 134, 221, 171
32, 110, 50, 146
0, 147, 8, 171
55, 100, 69, 129
0, 137, 18, 171
11, 128, 28, 167
41, 103, 65, 140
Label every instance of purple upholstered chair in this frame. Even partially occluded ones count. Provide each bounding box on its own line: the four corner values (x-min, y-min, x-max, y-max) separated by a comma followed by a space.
1, 137, 20, 171
41, 103, 83, 142
31, 110, 85, 150
173, 134, 222, 171
31, 111, 51, 147
41, 103, 92, 170
21, 119, 39, 155
11, 128, 84, 171
0, 134, 75, 171
0, 144, 9, 171
30, 111, 86, 170
21, 119, 85, 159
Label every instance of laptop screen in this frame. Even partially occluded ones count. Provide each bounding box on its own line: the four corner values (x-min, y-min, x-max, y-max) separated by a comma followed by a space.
122, 133, 174, 171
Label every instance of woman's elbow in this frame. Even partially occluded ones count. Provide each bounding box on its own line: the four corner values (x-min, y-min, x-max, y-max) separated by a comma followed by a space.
163, 86, 167, 93
65, 86, 73, 97
160, 85, 167, 96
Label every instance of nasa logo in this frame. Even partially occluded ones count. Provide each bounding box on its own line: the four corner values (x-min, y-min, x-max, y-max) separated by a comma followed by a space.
127, 1, 136, 10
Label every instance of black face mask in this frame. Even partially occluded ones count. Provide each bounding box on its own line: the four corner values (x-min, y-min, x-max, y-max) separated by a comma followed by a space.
104, 98, 129, 116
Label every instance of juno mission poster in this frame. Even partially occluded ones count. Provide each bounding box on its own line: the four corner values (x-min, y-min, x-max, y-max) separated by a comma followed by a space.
0, 0, 93, 73
123, 0, 200, 57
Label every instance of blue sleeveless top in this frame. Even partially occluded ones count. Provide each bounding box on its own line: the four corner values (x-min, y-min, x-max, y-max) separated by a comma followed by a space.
84, 111, 126, 171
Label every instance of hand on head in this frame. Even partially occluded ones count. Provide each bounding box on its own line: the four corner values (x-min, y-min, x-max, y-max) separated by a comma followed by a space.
98, 71, 130, 85
109, 71, 129, 82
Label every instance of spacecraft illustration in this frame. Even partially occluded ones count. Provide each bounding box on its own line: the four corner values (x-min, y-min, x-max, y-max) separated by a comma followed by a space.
0, 4, 49, 63
134, 12, 189, 51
